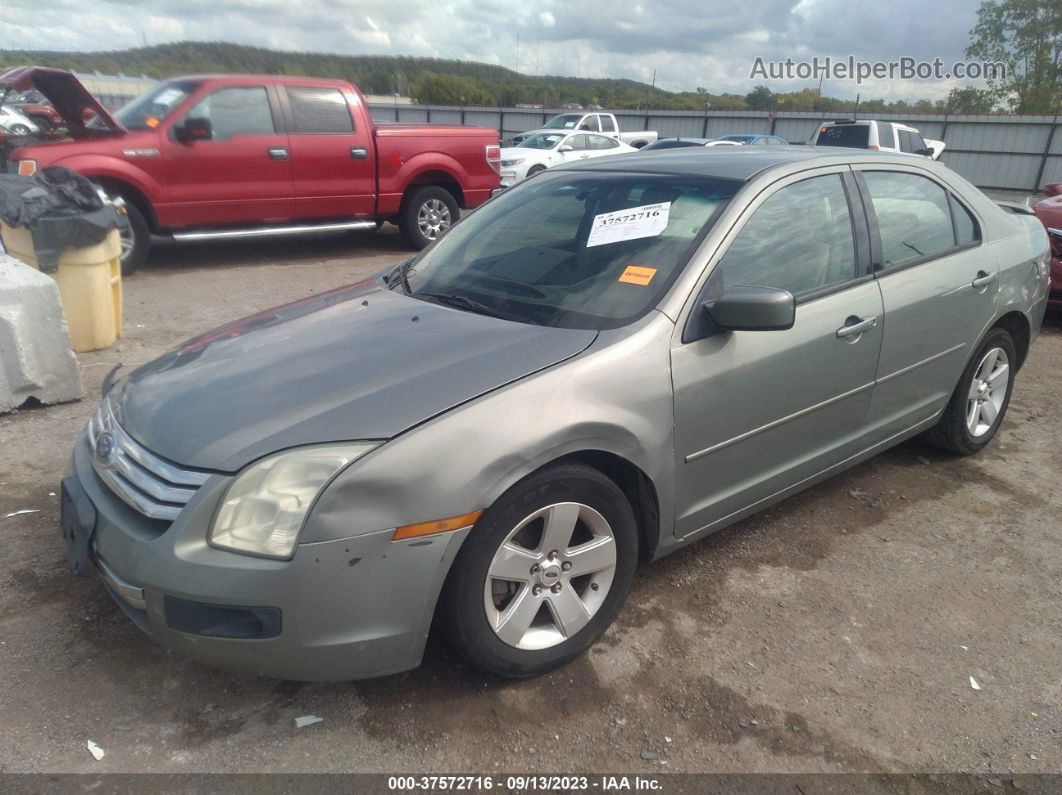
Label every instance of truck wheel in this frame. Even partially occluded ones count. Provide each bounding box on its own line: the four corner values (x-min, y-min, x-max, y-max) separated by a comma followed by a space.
117, 202, 150, 276
9, 123, 30, 136
400, 186, 459, 250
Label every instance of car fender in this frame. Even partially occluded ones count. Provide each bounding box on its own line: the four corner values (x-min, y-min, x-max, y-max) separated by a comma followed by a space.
46, 154, 163, 209
300, 314, 678, 549
397, 151, 470, 191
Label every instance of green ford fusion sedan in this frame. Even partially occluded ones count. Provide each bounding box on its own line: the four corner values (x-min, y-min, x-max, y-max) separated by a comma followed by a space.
62, 147, 1050, 680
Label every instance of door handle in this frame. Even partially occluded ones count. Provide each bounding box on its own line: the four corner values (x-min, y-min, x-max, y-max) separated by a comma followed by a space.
971, 271, 997, 289
836, 315, 877, 338
350, 147, 368, 160
267, 148, 289, 160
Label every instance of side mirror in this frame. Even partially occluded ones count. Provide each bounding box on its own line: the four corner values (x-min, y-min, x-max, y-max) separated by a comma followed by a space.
175, 117, 212, 143
916, 147, 934, 157
705, 286, 795, 331
558, 144, 573, 152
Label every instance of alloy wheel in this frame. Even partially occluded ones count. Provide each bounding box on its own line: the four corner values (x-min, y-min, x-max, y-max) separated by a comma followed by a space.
484, 502, 617, 650
417, 198, 451, 241
966, 347, 1009, 437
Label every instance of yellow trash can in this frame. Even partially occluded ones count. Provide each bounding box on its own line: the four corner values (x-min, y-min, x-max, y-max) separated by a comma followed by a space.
1, 222, 123, 353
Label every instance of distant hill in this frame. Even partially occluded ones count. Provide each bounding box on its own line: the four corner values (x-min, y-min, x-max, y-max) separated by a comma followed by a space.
0, 41, 950, 113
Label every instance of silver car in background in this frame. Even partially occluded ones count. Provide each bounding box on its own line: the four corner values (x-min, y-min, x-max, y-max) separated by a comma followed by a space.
62, 148, 1050, 681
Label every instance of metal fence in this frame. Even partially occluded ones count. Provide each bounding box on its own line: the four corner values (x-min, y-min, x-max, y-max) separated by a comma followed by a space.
368, 103, 1062, 192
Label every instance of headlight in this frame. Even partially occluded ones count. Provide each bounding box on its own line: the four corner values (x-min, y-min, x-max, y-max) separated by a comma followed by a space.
500, 158, 526, 168
209, 442, 377, 559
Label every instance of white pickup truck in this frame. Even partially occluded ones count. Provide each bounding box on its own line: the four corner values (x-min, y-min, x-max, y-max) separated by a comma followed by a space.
511, 112, 658, 149
812, 119, 946, 160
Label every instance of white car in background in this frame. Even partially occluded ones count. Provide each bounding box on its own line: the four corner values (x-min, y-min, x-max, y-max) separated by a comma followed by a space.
813, 119, 946, 160
498, 130, 637, 187
0, 104, 39, 135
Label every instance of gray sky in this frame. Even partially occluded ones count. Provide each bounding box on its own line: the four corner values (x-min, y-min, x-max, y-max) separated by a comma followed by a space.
0, 0, 985, 100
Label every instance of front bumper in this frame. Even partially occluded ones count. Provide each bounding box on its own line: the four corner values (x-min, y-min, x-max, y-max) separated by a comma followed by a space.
69, 433, 469, 681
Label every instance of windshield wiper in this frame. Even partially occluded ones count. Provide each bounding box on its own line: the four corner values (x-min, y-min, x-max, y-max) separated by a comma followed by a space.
418, 292, 530, 323
385, 260, 414, 293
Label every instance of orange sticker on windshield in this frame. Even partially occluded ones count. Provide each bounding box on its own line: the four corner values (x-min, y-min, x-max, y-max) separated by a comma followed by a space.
619, 266, 657, 286
145, 116, 160, 128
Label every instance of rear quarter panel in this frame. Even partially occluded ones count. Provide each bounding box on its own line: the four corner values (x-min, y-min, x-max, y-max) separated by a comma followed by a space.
374, 125, 499, 215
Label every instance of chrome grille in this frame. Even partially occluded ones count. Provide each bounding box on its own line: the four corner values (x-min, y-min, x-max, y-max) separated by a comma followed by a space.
86, 398, 211, 521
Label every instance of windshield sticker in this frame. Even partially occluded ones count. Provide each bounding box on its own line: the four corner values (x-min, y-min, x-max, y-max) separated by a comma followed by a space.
154, 88, 186, 107
586, 202, 671, 248
618, 266, 658, 286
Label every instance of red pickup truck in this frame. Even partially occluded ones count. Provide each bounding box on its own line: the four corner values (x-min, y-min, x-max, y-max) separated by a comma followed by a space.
1, 67, 501, 272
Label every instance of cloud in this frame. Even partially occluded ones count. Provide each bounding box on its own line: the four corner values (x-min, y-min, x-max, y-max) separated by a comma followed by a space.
0, 0, 986, 100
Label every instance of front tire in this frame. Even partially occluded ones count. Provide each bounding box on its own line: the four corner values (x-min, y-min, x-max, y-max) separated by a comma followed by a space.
117, 201, 150, 276
526, 164, 546, 178
400, 186, 459, 250
439, 463, 639, 678
927, 328, 1016, 455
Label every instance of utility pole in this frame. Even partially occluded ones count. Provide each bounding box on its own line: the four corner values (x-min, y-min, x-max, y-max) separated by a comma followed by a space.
852, 92, 860, 120
536, 41, 539, 76
515, 35, 520, 72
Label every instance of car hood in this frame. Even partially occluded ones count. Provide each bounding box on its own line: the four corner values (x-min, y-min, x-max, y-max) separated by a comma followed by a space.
110, 279, 597, 472
0, 66, 123, 137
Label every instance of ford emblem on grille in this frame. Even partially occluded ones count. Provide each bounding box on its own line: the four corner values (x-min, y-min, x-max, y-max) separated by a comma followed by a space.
94, 431, 118, 468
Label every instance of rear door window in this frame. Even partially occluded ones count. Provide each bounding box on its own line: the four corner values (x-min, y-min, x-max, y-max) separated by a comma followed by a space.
949, 195, 980, 245
877, 123, 896, 149
600, 115, 617, 132
817, 124, 870, 148
862, 171, 957, 268
285, 87, 354, 133
588, 134, 619, 150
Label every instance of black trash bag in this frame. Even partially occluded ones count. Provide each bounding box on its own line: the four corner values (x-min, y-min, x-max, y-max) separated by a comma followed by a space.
0, 166, 126, 273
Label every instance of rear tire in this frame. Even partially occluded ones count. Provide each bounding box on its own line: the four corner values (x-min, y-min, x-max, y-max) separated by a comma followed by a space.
439, 463, 639, 678
9, 123, 30, 136
399, 186, 459, 250
927, 328, 1016, 455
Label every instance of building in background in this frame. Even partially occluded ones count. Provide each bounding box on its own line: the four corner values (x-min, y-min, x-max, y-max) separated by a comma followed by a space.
74, 72, 157, 108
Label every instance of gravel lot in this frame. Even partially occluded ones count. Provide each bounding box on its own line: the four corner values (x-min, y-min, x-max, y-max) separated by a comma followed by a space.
0, 227, 1059, 775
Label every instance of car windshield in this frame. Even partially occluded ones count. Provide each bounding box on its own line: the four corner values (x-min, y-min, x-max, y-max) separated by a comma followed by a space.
816, 124, 870, 147
542, 113, 584, 129
720, 135, 755, 143
516, 133, 566, 150
399, 171, 739, 330
112, 80, 200, 131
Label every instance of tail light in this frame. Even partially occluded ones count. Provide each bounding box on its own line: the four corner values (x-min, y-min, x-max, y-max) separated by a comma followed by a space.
485, 144, 501, 175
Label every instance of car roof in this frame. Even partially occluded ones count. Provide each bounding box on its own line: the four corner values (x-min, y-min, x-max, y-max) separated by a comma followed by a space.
556, 145, 905, 181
